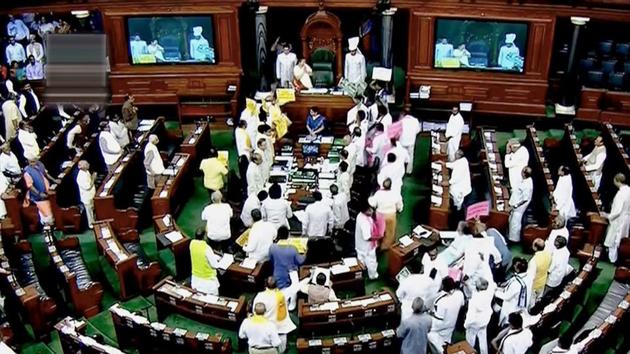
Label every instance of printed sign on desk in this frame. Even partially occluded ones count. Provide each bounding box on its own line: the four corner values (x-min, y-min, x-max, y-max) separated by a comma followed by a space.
465, 201, 490, 220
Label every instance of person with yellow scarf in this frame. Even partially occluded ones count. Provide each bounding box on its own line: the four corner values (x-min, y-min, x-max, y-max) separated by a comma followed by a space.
238, 302, 282, 354
241, 98, 261, 145
253, 277, 296, 353
261, 95, 292, 141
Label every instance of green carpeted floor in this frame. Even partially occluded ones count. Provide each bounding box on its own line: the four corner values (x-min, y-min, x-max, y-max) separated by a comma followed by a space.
17, 128, 617, 354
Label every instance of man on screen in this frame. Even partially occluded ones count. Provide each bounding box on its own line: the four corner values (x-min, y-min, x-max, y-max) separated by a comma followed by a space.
498, 33, 521, 71
190, 26, 215, 62
129, 34, 148, 63
434, 38, 453, 67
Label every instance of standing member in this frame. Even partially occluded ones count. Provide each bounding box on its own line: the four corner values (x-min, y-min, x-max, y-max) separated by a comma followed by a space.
428, 277, 465, 352
344, 37, 366, 84
122, 94, 138, 141
604, 173, 630, 262
545, 236, 571, 296
553, 166, 576, 221
491, 312, 533, 354
247, 153, 266, 196
445, 106, 464, 162
508, 167, 533, 242
76, 160, 96, 229
495, 258, 532, 326
24, 155, 59, 225
445, 150, 472, 211
397, 263, 440, 320
108, 114, 130, 148
244, 209, 276, 263
201, 191, 233, 251
464, 278, 496, 354
330, 184, 349, 231
355, 203, 378, 279
98, 122, 122, 171
582, 136, 607, 190
275, 44, 297, 88
399, 111, 421, 174
397, 297, 432, 354
236, 119, 252, 183
302, 191, 333, 237
2, 93, 20, 140
199, 148, 228, 197
261, 183, 293, 230
17, 121, 40, 159
368, 178, 403, 250
527, 238, 552, 304
242, 191, 268, 228
143, 134, 164, 189
189, 229, 221, 295
504, 139, 530, 190
253, 277, 297, 353
238, 303, 281, 354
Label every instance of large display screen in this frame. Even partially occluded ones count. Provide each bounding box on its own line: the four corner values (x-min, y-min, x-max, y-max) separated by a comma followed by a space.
126, 16, 216, 65
434, 19, 528, 73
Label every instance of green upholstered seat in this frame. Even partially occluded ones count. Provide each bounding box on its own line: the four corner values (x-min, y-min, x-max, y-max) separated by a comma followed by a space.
311, 48, 335, 87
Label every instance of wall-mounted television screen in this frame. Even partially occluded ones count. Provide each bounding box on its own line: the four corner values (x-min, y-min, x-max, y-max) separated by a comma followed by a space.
126, 16, 216, 65
434, 19, 528, 73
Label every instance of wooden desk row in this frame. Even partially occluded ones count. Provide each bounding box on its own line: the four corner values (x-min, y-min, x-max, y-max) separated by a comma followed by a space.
478, 128, 510, 231
298, 289, 399, 335
428, 159, 450, 230
299, 259, 366, 295
42, 227, 103, 318
296, 328, 398, 354
602, 122, 630, 177
110, 303, 232, 354
153, 215, 192, 280
387, 225, 441, 279
561, 124, 608, 248
0, 238, 57, 339
430, 131, 448, 162
153, 277, 247, 330
180, 122, 212, 167
55, 316, 124, 354
151, 153, 193, 218
93, 221, 161, 299
532, 246, 603, 334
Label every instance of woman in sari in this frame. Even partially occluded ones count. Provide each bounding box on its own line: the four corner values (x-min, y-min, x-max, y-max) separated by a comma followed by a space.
23, 155, 59, 225
306, 106, 326, 138
292, 59, 313, 90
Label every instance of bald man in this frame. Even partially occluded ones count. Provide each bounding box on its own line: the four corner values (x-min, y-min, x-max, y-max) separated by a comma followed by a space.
239, 303, 281, 354
143, 134, 164, 189
76, 160, 96, 228
508, 167, 533, 242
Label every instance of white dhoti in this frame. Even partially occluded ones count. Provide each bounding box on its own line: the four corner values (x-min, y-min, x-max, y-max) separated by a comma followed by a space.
403, 144, 415, 174
428, 328, 454, 354
81, 197, 95, 227
447, 137, 460, 162
604, 218, 630, 263
356, 248, 378, 279
508, 204, 528, 242
190, 276, 220, 295
465, 326, 488, 354
590, 171, 603, 190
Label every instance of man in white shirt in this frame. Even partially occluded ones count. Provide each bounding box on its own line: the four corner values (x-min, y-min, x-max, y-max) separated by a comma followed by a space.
238, 303, 282, 354
255, 138, 272, 183
17, 121, 40, 160
143, 134, 164, 189
491, 312, 533, 354
244, 209, 276, 262
421, 248, 449, 282
346, 99, 368, 129
397, 263, 440, 320
275, 44, 297, 88
302, 191, 333, 237
445, 150, 472, 211
18, 83, 41, 119
241, 191, 268, 228
336, 161, 351, 198
369, 178, 403, 250
545, 235, 571, 295
582, 136, 607, 190
508, 167, 533, 242
435, 38, 454, 66
0, 143, 21, 180
445, 106, 464, 162
2, 93, 20, 141
26, 35, 44, 62
400, 112, 421, 174
505, 139, 530, 190
108, 114, 129, 148
66, 115, 89, 152
495, 258, 532, 326
76, 160, 96, 228
201, 191, 233, 251
7, 15, 30, 41
355, 203, 378, 279
247, 153, 266, 196
330, 184, 349, 231
428, 277, 465, 353
377, 153, 405, 197
350, 127, 366, 168
98, 122, 122, 171
389, 138, 410, 172
464, 278, 496, 354
344, 37, 367, 84
253, 277, 297, 353
604, 173, 630, 262
25, 55, 43, 80
5, 36, 26, 64
545, 216, 570, 251
261, 183, 292, 230
235, 119, 252, 179
553, 166, 576, 222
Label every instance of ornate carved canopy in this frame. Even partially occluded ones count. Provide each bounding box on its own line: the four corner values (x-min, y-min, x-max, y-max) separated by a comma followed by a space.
300, 9, 343, 82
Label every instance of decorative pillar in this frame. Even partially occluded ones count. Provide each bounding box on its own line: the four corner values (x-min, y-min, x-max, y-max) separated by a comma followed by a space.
556, 16, 590, 114
380, 7, 397, 68
255, 6, 269, 91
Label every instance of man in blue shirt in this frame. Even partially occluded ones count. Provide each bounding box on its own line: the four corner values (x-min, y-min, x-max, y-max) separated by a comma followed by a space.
268, 226, 305, 310
397, 297, 432, 354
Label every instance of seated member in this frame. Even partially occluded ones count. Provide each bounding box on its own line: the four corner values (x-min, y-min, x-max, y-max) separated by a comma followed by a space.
189, 228, 221, 295
491, 312, 533, 354
306, 106, 326, 138
238, 303, 282, 354
299, 272, 337, 304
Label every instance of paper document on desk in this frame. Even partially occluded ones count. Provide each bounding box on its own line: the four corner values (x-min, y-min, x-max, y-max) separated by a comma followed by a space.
195, 127, 203, 134
379, 293, 392, 302
439, 231, 459, 240
176, 158, 186, 167
227, 301, 239, 312
174, 287, 192, 299
240, 258, 257, 269
413, 225, 432, 238
165, 231, 183, 243
431, 195, 442, 206
320, 136, 334, 144
163, 168, 176, 176
398, 235, 413, 247
342, 257, 358, 267
330, 264, 350, 275
162, 215, 172, 227
217, 253, 234, 270
315, 302, 339, 312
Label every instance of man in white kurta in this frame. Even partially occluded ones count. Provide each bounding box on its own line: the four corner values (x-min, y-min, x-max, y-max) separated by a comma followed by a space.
396, 267, 439, 320
129, 35, 147, 63
446, 150, 472, 210
428, 277, 465, 353
17, 122, 40, 160
445, 107, 464, 161
108, 115, 130, 148
505, 139, 530, 190
582, 136, 607, 190
0, 144, 20, 180
546, 236, 571, 293
76, 161, 96, 228
464, 278, 496, 354
275, 45, 297, 88
377, 153, 405, 197
244, 209, 276, 263
238, 303, 282, 354
508, 167, 533, 242
241, 191, 267, 228
421, 249, 449, 282
143, 134, 164, 189
400, 112, 421, 174
344, 37, 366, 84
99, 124, 122, 171
261, 184, 293, 230
253, 277, 297, 353
498, 33, 521, 70
495, 259, 532, 326
604, 173, 630, 262
247, 153, 266, 196
346, 100, 368, 129
355, 205, 378, 279
493, 313, 533, 354
302, 191, 334, 237
2, 94, 20, 141
463, 233, 500, 297
553, 166, 576, 222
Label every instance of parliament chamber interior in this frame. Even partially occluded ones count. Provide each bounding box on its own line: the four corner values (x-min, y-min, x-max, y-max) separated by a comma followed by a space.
2, 0, 630, 353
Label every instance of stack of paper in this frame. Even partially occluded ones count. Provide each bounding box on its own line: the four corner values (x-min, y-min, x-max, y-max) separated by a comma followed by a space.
342, 258, 358, 267
330, 264, 350, 275
164, 231, 183, 243
240, 258, 257, 270
217, 254, 234, 270
398, 235, 413, 247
